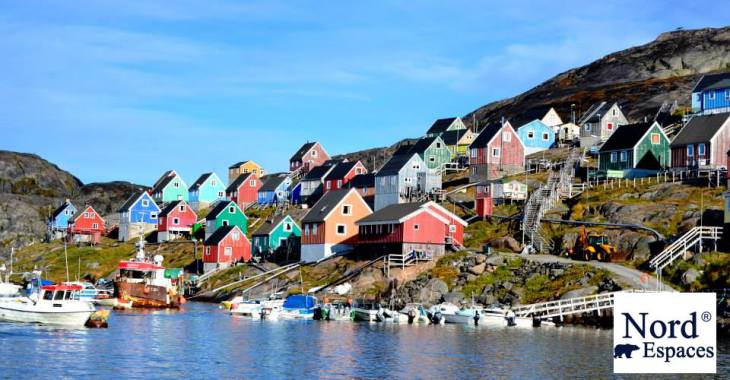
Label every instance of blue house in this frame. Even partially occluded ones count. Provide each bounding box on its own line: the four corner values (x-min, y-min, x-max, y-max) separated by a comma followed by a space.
258, 175, 291, 206
692, 72, 730, 114
515, 119, 555, 155
48, 200, 76, 239
289, 182, 302, 205
118, 191, 161, 241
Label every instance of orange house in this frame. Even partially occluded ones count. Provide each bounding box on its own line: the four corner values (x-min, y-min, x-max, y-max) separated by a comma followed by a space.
300, 188, 372, 262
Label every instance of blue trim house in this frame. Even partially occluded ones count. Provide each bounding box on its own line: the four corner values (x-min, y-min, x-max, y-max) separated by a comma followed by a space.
48, 200, 76, 239
258, 175, 291, 206
692, 72, 730, 114
118, 191, 161, 241
515, 119, 555, 155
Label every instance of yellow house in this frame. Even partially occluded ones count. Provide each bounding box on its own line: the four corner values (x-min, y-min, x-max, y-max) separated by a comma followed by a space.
441, 129, 477, 158
228, 160, 265, 183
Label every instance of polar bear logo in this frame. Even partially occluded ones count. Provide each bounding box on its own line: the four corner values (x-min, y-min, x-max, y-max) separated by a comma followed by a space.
614, 344, 640, 358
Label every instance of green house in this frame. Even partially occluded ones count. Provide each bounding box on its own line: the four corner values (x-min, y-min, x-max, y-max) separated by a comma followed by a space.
252, 215, 301, 257
407, 136, 452, 170
204, 200, 248, 239
151, 170, 189, 204
426, 117, 466, 137
598, 121, 670, 178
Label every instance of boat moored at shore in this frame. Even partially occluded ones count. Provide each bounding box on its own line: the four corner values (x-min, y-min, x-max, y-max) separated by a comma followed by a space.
0, 283, 96, 326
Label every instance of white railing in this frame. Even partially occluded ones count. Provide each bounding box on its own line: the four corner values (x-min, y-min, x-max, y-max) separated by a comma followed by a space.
512, 291, 619, 320
649, 226, 723, 271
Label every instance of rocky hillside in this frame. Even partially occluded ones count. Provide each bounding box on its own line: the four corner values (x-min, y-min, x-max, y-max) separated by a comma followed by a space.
0, 151, 146, 250
333, 138, 417, 172
466, 27, 730, 127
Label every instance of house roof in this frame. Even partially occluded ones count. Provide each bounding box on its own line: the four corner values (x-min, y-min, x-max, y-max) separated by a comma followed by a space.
356, 202, 426, 224
51, 201, 75, 219
470, 123, 502, 148
693, 72, 730, 92
226, 172, 255, 192
301, 189, 353, 223
598, 122, 654, 152
407, 137, 440, 155
348, 173, 375, 188
670, 112, 730, 147
153, 170, 175, 188
290, 142, 317, 162
302, 164, 336, 181
517, 119, 550, 132
508, 106, 554, 128
392, 144, 415, 156
578, 102, 617, 125
189, 173, 215, 191
259, 176, 287, 192
204, 225, 240, 245
159, 200, 185, 217
228, 160, 251, 169
206, 200, 240, 220
426, 117, 457, 135
440, 129, 470, 145
252, 215, 291, 236
376, 153, 420, 176
151, 174, 175, 195
324, 161, 359, 181
118, 191, 158, 212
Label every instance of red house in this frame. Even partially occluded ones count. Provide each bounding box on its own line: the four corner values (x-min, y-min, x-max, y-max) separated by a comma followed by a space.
157, 200, 197, 242
68, 205, 105, 244
226, 172, 260, 210
469, 121, 525, 181
323, 161, 367, 193
356, 201, 466, 258
670, 112, 730, 169
475, 182, 494, 217
290, 141, 330, 174
203, 225, 251, 273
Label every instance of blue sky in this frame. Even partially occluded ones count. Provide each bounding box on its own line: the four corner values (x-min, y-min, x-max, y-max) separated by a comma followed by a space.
1, 1, 728, 185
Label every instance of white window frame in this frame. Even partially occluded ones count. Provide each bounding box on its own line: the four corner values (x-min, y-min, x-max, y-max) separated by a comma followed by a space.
304, 224, 310, 236
218, 191, 225, 197
92, 223, 98, 229
342, 204, 352, 216
284, 222, 292, 232
335, 224, 346, 236
337, 180, 342, 188
232, 232, 239, 241
222, 220, 229, 226
228, 206, 235, 214
173, 217, 180, 225
413, 224, 419, 231
471, 148, 477, 158
651, 133, 660, 145
436, 142, 442, 149
542, 132, 549, 141
620, 151, 628, 162
492, 148, 500, 158
428, 156, 436, 162
250, 180, 256, 187
502, 131, 511, 142
708, 91, 715, 100
211, 179, 217, 187
224, 247, 233, 256
311, 150, 317, 157
179, 205, 185, 212
150, 212, 157, 219
610, 152, 617, 163
141, 199, 149, 207
527, 131, 534, 139
312, 224, 318, 235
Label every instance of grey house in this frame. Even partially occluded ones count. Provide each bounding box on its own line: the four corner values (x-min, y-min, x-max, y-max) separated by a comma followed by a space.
578, 101, 628, 147
374, 153, 441, 211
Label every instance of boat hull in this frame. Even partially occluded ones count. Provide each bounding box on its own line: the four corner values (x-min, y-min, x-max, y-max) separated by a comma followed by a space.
114, 281, 181, 309
352, 309, 378, 322
0, 299, 95, 326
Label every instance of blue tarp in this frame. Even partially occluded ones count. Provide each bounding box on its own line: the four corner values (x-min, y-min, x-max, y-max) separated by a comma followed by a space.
283, 295, 316, 309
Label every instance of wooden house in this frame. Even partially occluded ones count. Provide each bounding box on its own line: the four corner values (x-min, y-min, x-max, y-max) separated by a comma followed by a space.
68, 205, 105, 244
598, 121, 671, 178
48, 199, 76, 239
426, 117, 466, 137
299, 162, 339, 205
555, 122, 581, 142
157, 200, 197, 242
408, 136, 452, 170
474, 180, 528, 217
356, 201, 466, 258
541, 107, 564, 128
516, 119, 555, 155
151, 170, 189, 204
578, 101, 628, 147
440, 128, 476, 159
252, 215, 301, 259
227, 160, 265, 183
290, 141, 330, 174
323, 160, 366, 193
203, 225, 251, 273
374, 153, 441, 211
118, 191, 161, 241
188, 172, 226, 210
300, 189, 372, 263
692, 72, 730, 114
468, 121, 525, 182
258, 174, 291, 206
205, 200, 248, 239
670, 112, 730, 169
226, 172, 260, 210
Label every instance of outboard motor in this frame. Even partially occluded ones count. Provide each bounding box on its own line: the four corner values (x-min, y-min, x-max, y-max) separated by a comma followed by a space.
473, 311, 480, 326
431, 311, 443, 325
407, 309, 416, 324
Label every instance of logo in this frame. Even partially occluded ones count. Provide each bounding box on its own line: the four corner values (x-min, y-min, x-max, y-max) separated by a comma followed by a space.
613, 292, 716, 374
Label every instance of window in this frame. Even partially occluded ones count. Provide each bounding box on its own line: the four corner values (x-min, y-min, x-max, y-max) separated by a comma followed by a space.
243, 168, 249, 174
542, 133, 549, 141
610, 152, 617, 163
698, 143, 706, 156
65, 210, 70, 215
173, 217, 180, 225
304, 224, 310, 236
429, 156, 436, 162
585, 124, 591, 132
179, 205, 185, 212
620, 151, 628, 162
337, 180, 342, 188
404, 177, 412, 184
218, 191, 224, 197
726, 89, 730, 101
222, 220, 229, 226
312, 224, 318, 235
142, 199, 149, 207
492, 148, 500, 157
356, 167, 363, 174
502, 131, 511, 142
205, 247, 211, 256
92, 223, 98, 229
449, 224, 457, 233
436, 142, 442, 148
607, 123, 613, 131
326, 182, 331, 190
177, 195, 183, 200
150, 212, 157, 219
224, 247, 232, 256
687, 145, 694, 157
708, 91, 715, 100
311, 150, 317, 157
232, 232, 239, 241
211, 179, 217, 186
253, 169, 258, 174
527, 131, 534, 139
284, 222, 292, 232
250, 180, 256, 187
342, 204, 352, 215
471, 149, 477, 158
336, 224, 346, 235
612, 109, 616, 116
173, 181, 180, 188
413, 224, 419, 231
651, 133, 660, 145
412, 162, 420, 170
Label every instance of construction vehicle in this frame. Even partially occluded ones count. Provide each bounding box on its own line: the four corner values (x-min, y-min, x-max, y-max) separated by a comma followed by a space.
565, 226, 616, 262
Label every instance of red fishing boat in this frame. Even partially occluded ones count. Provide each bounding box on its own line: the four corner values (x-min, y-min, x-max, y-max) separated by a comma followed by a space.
113, 241, 185, 309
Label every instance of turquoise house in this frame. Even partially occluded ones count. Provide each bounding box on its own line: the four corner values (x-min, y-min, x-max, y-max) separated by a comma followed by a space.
48, 200, 76, 231
151, 170, 189, 204
252, 215, 301, 258
188, 172, 226, 210
516, 119, 555, 155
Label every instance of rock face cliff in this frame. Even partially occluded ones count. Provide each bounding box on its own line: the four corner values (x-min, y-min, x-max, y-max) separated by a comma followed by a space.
0, 151, 146, 250
466, 27, 730, 127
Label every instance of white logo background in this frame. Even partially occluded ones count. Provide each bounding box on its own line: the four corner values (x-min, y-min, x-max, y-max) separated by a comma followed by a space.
614, 292, 716, 374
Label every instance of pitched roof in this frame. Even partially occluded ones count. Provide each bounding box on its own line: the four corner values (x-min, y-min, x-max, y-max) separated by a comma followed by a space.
407, 137, 439, 155
52, 201, 75, 219
226, 172, 255, 192
356, 202, 426, 224
301, 189, 352, 223
206, 200, 240, 220
159, 200, 185, 217
290, 142, 317, 161
189, 173, 214, 191
440, 129, 470, 145
118, 191, 158, 212
153, 170, 175, 188
470, 123, 502, 148
252, 215, 292, 236
598, 122, 654, 152
151, 174, 175, 195
348, 173, 375, 188
228, 160, 250, 169
259, 176, 287, 192
578, 102, 614, 125
693, 72, 730, 92
670, 112, 730, 147
426, 117, 457, 135
204, 225, 240, 245
302, 164, 336, 181
324, 161, 359, 181
392, 144, 415, 156
376, 153, 420, 176
509, 106, 554, 128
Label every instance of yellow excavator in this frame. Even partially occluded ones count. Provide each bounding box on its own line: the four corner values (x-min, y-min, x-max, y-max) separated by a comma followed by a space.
566, 226, 617, 262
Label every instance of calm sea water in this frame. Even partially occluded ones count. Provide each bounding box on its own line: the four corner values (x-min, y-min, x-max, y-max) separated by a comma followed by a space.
0, 302, 726, 379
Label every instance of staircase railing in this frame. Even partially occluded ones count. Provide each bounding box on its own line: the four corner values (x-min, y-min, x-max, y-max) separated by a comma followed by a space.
649, 226, 722, 271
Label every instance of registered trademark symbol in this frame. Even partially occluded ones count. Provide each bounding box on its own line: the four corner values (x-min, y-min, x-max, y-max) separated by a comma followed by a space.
701, 311, 712, 322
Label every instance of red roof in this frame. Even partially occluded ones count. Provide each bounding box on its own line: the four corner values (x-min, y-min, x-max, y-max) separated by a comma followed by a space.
42, 284, 83, 291
118, 261, 164, 271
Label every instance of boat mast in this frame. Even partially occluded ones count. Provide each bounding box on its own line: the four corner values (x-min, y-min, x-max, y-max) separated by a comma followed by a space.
64, 240, 70, 283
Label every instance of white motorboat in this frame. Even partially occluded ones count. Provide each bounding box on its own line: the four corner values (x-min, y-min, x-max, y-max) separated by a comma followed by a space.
0, 283, 95, 326
230, 300, 263, 318
399, 303, 429, 323
444, 306, 484, 324
261, 299, 284, 320
0, 282, 20, 297
278, 295, 316, 320
352, 300, 380, 322
376, 308, 404, 323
